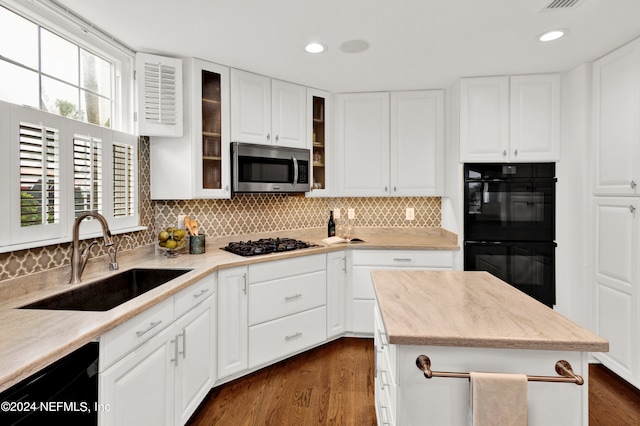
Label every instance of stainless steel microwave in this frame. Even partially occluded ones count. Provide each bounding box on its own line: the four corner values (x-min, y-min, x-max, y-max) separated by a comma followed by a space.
231, 142, 310, 193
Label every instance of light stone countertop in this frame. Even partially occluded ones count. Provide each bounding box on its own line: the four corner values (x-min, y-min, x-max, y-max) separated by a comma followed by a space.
0, 227, 458, 393
372, 270, 609, 352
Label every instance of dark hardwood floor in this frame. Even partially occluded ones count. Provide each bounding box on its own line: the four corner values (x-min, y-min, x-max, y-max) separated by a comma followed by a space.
188, 338, 640, 426
589, 364, 640, 425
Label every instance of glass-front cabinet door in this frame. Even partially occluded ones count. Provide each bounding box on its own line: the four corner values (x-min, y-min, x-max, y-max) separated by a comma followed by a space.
193, 59, 230, 198
307, 88, 331, 197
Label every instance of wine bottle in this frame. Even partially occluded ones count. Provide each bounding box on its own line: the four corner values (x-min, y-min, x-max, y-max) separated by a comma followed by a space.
328, 210, 336, 237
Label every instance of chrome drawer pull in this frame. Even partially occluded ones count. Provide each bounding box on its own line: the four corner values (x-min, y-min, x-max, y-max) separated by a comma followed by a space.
178, 330, 186, 359
171, 338, 179, 366
135, 320, 162, 337
393, 258, 412, 262
193, 288, 210, 299
285, 332, 302, 341
285, 293, 302, 301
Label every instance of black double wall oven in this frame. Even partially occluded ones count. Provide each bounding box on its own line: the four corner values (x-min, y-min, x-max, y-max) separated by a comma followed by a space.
463, 163, 557, 307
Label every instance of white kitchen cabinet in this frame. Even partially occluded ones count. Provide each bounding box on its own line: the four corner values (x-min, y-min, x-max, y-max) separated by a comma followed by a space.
230, 69, 306, 148
99, 275, 216, 426
247, 254, 327, 368
326, 250, 347, 338
592, 37, 640, 196
349, 250, 454, 335
151, 58, 231, 200
390, 90, 444, 196
136, 52, 183, 137
459, 74, 561, 163
336, 91, 444, 197
174, 291, 216, 425
217, 266, 249, 379
592, 197, 639, 388
100, 325, 176, 426
336, 92, 390, 196
307, 88, 332, 196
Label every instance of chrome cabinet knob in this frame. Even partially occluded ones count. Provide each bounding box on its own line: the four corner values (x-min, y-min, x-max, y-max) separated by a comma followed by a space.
266, 133, 271, 142
631, 180, 637, 189
514, 149, 518, 157
502, 150, 507, 157
631, 205, 637, 214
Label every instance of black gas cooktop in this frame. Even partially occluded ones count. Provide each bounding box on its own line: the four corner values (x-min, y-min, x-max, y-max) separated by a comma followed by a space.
222, 238, 318, 257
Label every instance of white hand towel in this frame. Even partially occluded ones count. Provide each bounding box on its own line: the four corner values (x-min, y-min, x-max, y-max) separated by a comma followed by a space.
470, 372, 528, 426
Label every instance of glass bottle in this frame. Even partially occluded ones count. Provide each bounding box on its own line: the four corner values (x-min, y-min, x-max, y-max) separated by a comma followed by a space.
327, 210, 336, 237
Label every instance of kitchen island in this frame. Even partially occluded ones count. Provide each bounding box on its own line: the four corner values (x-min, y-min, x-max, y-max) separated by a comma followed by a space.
371, 270, 608, 426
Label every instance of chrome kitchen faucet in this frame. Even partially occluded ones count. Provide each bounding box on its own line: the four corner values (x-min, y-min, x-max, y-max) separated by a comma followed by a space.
70, 212, 114, 284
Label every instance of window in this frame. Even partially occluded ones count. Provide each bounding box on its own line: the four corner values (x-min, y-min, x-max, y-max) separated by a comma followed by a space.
0, 5, 113, 127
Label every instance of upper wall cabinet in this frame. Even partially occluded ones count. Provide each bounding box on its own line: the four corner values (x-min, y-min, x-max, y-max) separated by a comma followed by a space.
150, 58, 231, 200
336, 91, 444, 197
459, 74, 561, 163
390, 90, 445, 196
592, 37, 640, 196
307, 88, 332, 197
336, 92, 390, 196
136, 53, 183, 137
230, 69, 306, 148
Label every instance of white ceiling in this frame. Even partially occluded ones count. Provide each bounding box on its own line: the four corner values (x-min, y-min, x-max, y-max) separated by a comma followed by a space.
56, 0, 640, 93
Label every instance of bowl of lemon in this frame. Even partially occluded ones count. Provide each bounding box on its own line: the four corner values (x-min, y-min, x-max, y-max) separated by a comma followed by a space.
158, 227, 188, 258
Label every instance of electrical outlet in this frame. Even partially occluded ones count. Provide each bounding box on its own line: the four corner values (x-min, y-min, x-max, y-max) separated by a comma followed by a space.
348, 208, 355, 220
406, 207, 415, 221
333, 208, 341, 219
178, 214, 186, 229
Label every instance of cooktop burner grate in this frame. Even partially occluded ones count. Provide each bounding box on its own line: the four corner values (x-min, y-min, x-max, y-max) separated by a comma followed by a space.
222, 238, 318, 257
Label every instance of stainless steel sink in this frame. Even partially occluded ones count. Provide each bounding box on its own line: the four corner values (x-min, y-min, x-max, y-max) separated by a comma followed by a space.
20, 268, 192, 311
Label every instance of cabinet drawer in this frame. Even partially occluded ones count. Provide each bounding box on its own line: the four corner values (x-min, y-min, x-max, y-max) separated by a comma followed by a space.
99, 297, 174, 371
352, 250, 453, 268
248, 270, 326, 325
249, 306, 327, 368
175, 275, 215, 319
248, 253, 326, 283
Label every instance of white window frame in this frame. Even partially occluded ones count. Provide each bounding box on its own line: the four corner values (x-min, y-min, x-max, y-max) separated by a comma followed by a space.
0, 0, 136, 133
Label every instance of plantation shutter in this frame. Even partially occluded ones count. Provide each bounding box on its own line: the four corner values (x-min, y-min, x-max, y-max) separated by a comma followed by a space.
136, 52, 183, 137
73, 133, 102, 217
113, 142, 135, 218
19, 121, 61, 227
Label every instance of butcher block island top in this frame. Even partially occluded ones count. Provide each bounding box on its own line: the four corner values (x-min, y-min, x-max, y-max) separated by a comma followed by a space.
372, 270, 608, 352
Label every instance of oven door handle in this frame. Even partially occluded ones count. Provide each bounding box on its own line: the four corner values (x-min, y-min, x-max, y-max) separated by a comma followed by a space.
292, 154, 299, 186
465, 241, 505, 246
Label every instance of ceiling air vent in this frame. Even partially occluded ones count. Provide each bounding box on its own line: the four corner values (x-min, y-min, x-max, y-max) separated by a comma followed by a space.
541, 0, 585, 11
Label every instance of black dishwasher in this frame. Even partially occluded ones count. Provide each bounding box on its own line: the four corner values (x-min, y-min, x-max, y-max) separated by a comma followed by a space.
0, 342, 98, 425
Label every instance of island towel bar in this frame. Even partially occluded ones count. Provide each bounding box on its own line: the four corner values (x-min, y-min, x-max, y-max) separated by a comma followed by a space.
415, 355, 584, 386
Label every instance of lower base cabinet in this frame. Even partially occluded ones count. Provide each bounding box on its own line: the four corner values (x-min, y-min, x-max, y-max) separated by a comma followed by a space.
99, 277, 216, 426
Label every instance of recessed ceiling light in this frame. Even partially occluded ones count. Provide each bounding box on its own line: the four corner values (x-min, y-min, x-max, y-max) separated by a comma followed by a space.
305, 42, 326, 54
340, 39, 370, 54
537, 28, 569, 42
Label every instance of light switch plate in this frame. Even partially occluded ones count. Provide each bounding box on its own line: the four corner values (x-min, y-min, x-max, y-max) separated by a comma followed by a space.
348, 208, 355, 219
178, 214, 186, 229
334, 208, 341, 219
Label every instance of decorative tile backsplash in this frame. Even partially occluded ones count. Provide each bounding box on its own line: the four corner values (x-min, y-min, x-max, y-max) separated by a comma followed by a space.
0, 138, 441, 283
